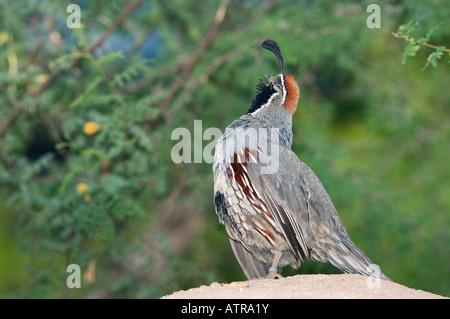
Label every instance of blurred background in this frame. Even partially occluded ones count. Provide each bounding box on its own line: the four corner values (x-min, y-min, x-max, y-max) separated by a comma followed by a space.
0, 0, 449, 298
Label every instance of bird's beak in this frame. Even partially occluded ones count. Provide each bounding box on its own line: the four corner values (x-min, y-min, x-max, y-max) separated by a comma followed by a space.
265, 74, 276, 85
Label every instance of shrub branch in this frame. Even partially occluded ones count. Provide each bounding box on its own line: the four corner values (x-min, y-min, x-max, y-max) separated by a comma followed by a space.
392, 32, 450, 52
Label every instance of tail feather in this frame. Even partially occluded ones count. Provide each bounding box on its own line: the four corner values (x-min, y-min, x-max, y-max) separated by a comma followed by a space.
229, 239, 271, 279
323, 238, 391, 281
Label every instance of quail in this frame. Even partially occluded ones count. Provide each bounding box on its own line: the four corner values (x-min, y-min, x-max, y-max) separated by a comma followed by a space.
213, 39, 389, 280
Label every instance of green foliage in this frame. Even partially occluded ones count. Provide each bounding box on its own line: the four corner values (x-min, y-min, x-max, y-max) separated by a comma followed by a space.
395, 20, 449, 70
398, 22, 421, 64
0, 0, 449, 298
423, 46, 445, 70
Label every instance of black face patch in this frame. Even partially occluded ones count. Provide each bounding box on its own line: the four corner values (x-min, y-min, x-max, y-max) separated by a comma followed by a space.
214, 191, 229, 221
247, 80, 276, 114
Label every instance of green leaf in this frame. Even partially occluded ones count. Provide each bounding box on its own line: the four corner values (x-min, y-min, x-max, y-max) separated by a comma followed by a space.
113, 59, 151, 88
401, 43, 420, 65
95, 51, 124, 65
397, 21, 418, 38
422, 46, 445, 71
58, 164, 85, 195
49, 52, 89, 71
101, 174, 127, 194
68, 76, 102, 108
425, 21, 443, 41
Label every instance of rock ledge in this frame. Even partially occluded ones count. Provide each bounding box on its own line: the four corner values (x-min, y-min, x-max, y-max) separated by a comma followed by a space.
162, 274, 447, 299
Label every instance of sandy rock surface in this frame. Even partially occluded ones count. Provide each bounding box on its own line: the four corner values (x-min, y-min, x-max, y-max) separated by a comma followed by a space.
162, 274, 447, 299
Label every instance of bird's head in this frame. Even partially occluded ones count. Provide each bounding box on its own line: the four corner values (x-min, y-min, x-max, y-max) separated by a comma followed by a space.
247, 39, 299, 116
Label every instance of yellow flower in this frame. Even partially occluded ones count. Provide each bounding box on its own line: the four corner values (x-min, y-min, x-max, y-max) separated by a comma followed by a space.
0, 31, 9, 45
76, 183, 91, 202
83, 121, 100, 135
76, 182, 89, 194
35, 74, 49, 84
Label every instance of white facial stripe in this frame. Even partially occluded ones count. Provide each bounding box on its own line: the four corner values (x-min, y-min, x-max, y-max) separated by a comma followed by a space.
280, 74, 287, 103
251, 91, 280, 115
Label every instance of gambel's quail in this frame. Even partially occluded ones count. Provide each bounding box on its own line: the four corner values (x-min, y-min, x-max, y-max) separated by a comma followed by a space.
213, 39, 389, 280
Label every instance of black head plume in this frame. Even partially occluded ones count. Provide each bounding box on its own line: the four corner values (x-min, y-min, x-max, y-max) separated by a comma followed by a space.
247, 39, 288, 114
261, 39, 284, 75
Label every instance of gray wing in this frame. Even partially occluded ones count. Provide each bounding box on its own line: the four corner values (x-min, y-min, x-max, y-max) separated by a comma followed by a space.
213, 145, 312, 276
243, 147, 313, 262
244, 146, 390, 280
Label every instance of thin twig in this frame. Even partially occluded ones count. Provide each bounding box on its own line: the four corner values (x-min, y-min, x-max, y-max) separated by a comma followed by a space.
24, 35, 47, 67
392, 32, 450, 52
34, 0, 146, 96
0, 0, 147, 138
155, 0, 231, 121
153, 0, 282, 123
180, 47, 244, 103
0, 95, 22, 138
87, 0, 146, 54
